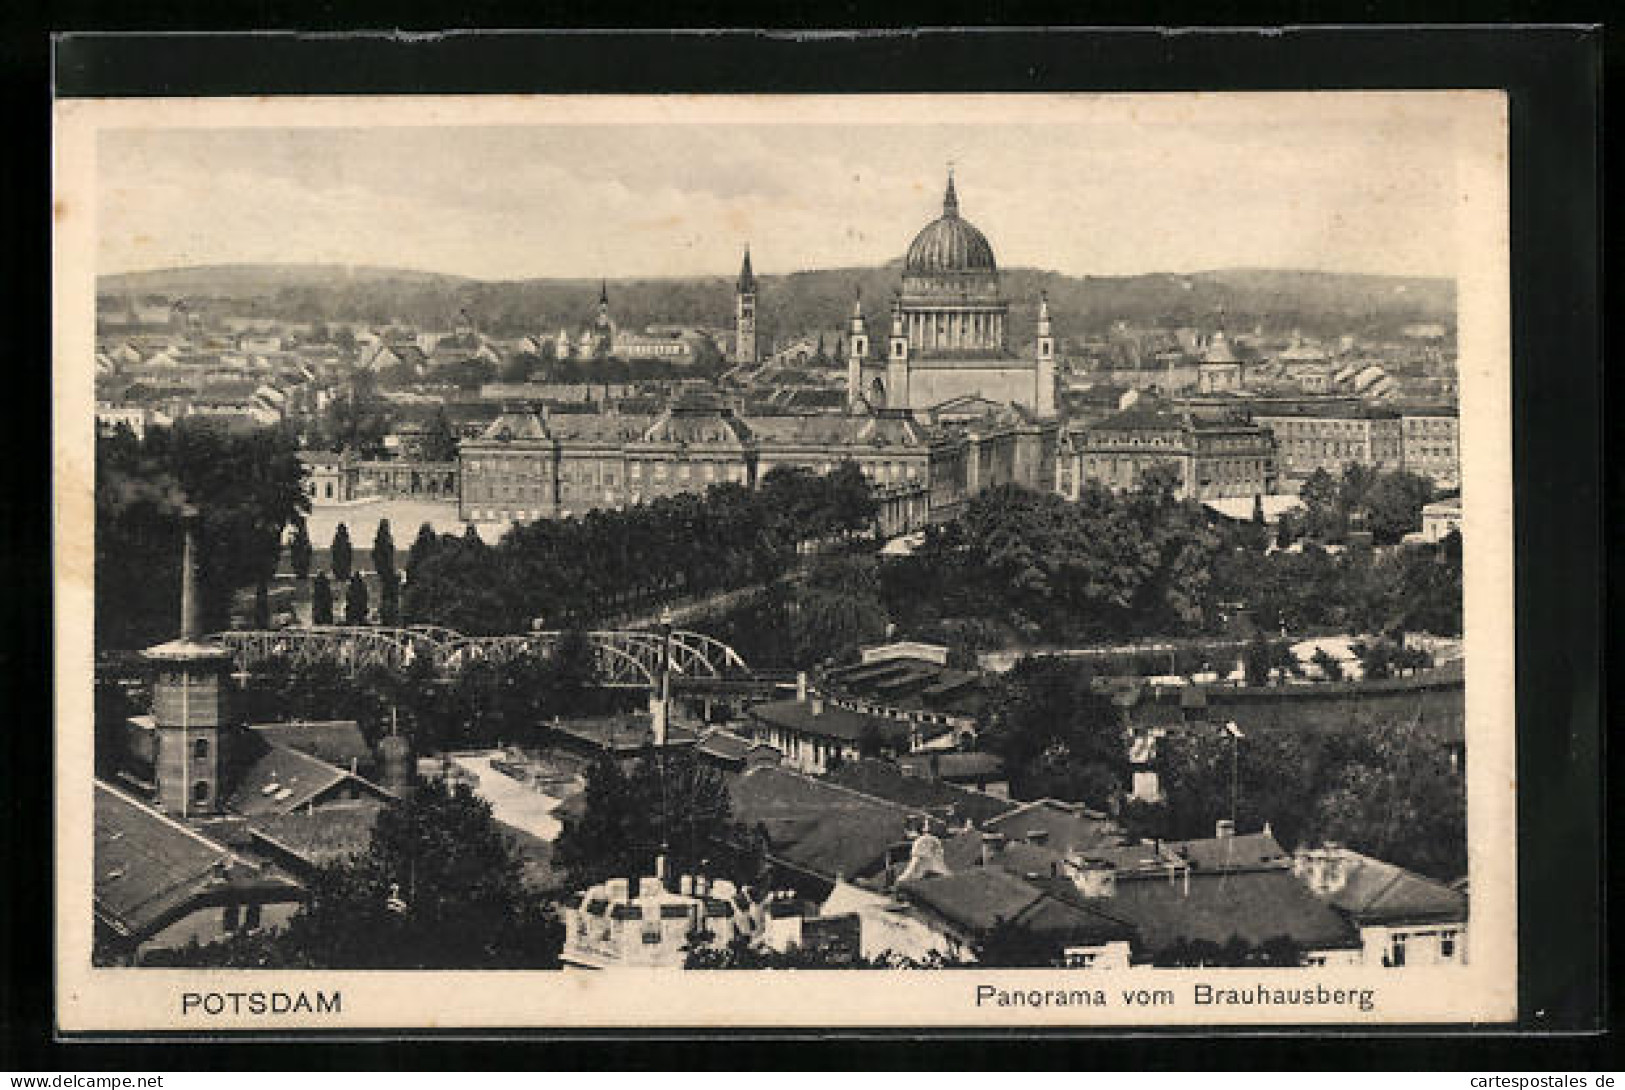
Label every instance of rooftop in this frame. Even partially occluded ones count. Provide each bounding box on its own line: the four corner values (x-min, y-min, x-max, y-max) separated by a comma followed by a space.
900, 867, 1135, 947
1058, 866, 1363, 955
821, 760, 1014, 827
248, 720, 373, 773
95, 781, 299, 939
728, 766, 921, 882
227, 740, 392, 818
249, 798, 385, 868
749, 699, 913, 747
1307, 847, 1469, 926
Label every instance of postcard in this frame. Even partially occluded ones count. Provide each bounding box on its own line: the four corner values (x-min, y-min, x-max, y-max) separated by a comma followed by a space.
55, 89, 1514, 1030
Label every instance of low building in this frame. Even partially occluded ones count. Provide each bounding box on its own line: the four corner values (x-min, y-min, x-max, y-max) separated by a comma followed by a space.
899, 863, 1137, 969
747, 694, 925, 776
94, 781, 305, 964
1420, 496, 1463, 542
1292, 844, 1469, 968
818, 650, 991, 751
96, 402, 165, 440
300, 451, 357, 503
560, 869, 762, 969
934, 820, 1364, 966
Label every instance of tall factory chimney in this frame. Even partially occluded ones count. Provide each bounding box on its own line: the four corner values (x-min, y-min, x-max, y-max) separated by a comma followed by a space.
179, 504, 202, 642
142, 504, 235, 819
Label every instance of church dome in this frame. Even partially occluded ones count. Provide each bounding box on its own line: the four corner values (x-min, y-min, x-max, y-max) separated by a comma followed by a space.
904, 173, 998, 276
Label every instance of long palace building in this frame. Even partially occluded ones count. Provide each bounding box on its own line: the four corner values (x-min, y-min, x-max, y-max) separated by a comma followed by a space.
459, 171, 1059, 532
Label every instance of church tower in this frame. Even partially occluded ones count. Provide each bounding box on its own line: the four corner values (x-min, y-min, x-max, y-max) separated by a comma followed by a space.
886, 293, 910, 412
846, 289, 868, 414
734, 246, 758, 366
1035, 291, 1057, 417
143, 508, 235, 818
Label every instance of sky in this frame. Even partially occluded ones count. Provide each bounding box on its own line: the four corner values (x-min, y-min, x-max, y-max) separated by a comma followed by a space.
95, 99, 1473, 282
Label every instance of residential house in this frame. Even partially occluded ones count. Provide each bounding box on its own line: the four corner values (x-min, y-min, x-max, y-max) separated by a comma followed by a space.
1293, 844, 1470, 968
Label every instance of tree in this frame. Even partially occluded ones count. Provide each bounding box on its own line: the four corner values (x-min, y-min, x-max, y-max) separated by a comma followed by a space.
1311, 647, 1344, 681
1309, 715, 1465, 881
499, 351, 538, 384
331, 523, 353, 582
1150, 934, 1304, 968
289, 520, 313, 580
320, 376, 389, 457
1352, 639, 1394, 681
1299, 468, 1343, 542
1244, 633, 1273, 687
371, 519, 396, 581
312, 572, 334, 625
406, 522, 440, 584
1363, 471, 1434, 546
271, 779, 564, 968
973, 917, 1065, 968
344, 572, 370, 625
1131, 727, 1326, 852
553, 747, 740, 891
253, 580, 271, 629
983, 656, 1126, 806
95, 419, 310, 649
378, 571, 401, 626
419, 407, 460, 463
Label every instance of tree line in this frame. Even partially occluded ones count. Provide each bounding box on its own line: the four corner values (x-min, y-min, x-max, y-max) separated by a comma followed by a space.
237, 632, 636, 755
96, 420, 309, 651
978, 655, 1466, 882
879, 469, 1461, 651
401, 463, 877, 634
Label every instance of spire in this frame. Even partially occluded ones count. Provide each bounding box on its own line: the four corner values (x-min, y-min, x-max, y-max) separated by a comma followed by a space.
943, 164, 960, 218
598, 279, 609, 307
737, 245, 756, 293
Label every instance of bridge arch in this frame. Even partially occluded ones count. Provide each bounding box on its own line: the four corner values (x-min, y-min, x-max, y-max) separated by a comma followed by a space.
205, 624, 749, 690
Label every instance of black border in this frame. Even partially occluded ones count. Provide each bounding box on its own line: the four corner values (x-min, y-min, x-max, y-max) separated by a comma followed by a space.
6, 22, 1608, 1069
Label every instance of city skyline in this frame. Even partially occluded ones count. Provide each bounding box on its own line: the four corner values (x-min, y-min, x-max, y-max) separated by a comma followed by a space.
96, 96, 1473, 283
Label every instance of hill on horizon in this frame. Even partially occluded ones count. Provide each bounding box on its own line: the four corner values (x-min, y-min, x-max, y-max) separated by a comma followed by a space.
99, 261, 1455, 344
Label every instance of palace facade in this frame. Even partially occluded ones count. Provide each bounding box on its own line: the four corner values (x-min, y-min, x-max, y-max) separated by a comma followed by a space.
456, 398, 1055, 532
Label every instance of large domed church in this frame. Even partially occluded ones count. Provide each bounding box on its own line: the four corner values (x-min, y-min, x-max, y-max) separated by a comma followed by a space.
846, 170, 1057, 418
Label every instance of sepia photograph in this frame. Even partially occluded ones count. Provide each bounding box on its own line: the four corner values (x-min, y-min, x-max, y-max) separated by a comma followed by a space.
53, 90, 1515, 1030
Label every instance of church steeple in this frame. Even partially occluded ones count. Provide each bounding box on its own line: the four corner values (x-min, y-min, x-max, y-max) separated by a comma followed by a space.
943, 165, 960, 218
733, 245, 758, 366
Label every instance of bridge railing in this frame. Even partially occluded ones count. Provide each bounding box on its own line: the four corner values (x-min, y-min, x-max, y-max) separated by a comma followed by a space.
204, 623, 753, 689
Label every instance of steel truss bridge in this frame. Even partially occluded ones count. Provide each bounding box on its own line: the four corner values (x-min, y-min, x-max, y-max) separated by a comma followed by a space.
205, 625, 753, 690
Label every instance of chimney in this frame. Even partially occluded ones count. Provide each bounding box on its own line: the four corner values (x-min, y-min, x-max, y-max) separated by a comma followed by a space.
1026, 829, 1049, 846
979, 832, 1006, 867
655, 853, 668, 889
796, 671, 808, 703
810, 695, 824, 717
179, 505, 202, 641
1215, 819, 1236, 839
